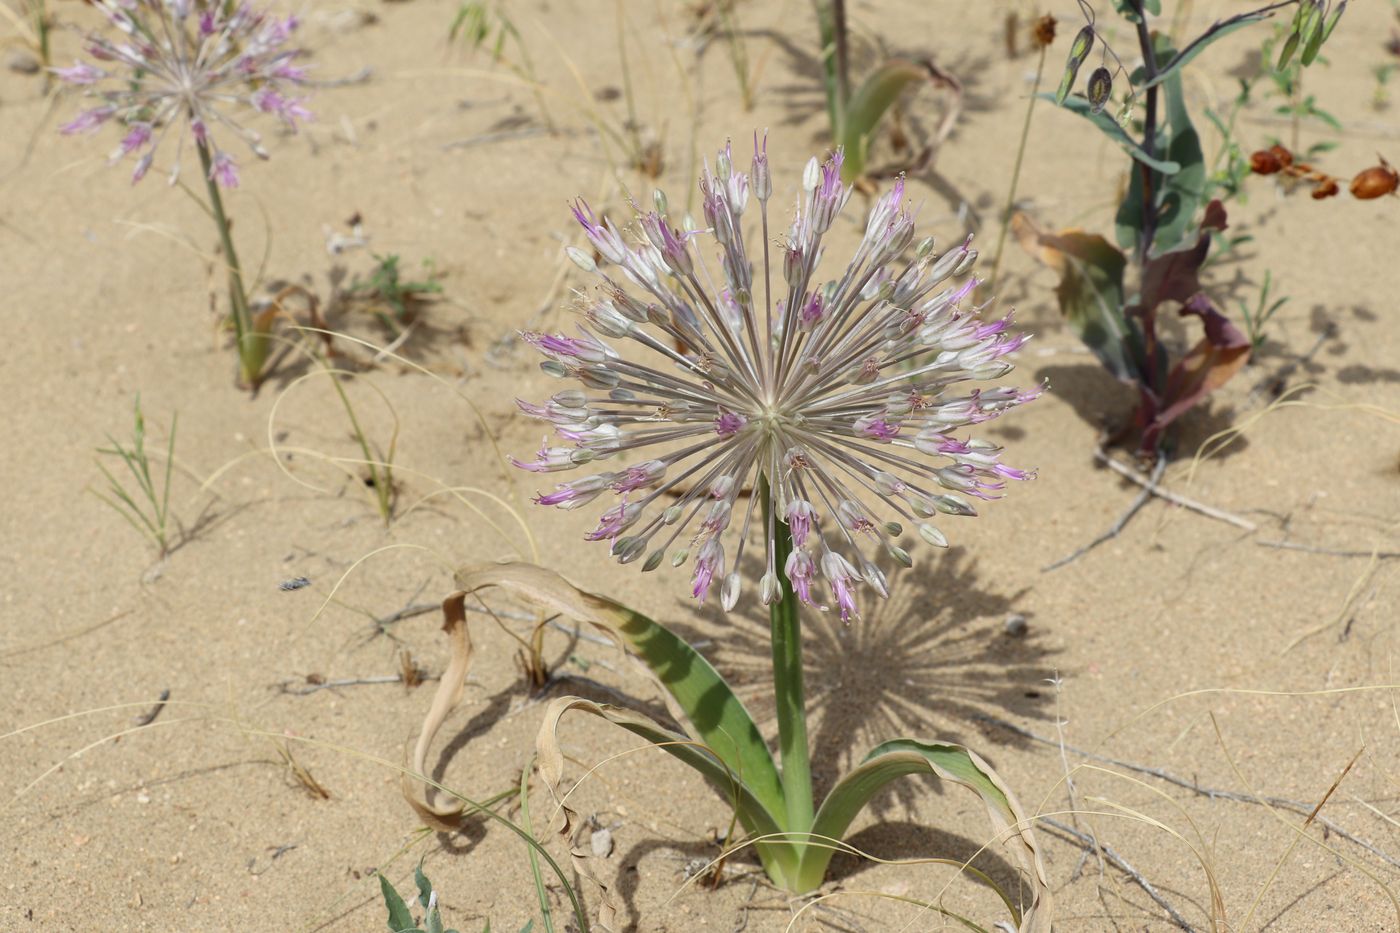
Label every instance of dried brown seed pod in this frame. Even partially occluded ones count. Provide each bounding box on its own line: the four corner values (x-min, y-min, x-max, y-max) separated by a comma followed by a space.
1311, 178, 1340, 199
1350, 158, 1399, 199
1033, 14, 1057, 49
1269, 144, 1294, 168
1250, 149, 1282, 174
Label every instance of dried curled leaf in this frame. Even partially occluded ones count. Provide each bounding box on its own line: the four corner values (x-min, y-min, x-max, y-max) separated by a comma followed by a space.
402, 591, 477, 832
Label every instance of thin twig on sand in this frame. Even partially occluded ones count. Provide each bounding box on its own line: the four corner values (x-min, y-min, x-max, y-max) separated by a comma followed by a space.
1044, 455, 1166, 571
974, 713, 1400, 871
277, 673, 440, 696
1257, 539, 1400, 559
132, 688, 171, 726
1040, 817, 1197, 932
1094, 446, 1257, 531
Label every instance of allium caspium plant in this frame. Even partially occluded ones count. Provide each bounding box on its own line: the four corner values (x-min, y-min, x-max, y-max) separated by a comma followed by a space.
494, 140, 1052, 925
57, 0, 311, 389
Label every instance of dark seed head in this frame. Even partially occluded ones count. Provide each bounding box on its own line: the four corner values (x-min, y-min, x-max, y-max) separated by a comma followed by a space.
1032, 14, 1056, 49
1087, 67, 1113, 114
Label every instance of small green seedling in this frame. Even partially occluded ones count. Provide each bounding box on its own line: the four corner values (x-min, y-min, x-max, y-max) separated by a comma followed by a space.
90, 396, 178, 558
449, 0, 553, 129
1237, 269, 1291, 353
350, 254, 443, 330
379, 865, 457, 933
378, 865, 536, 933
812, 0, 959, 181
1260, 21, 1341, 160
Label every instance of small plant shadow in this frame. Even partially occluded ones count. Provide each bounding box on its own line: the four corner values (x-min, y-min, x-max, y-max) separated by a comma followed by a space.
828, 820, 1020, 891
614, 837, 759, 933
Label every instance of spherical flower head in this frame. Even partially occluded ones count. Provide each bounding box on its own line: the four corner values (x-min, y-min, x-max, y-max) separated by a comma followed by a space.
55, 0, 312, 186
515, 138, 1043, 618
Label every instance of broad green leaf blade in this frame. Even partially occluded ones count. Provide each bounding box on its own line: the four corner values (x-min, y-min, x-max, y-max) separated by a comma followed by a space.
798, 739, 1052, 932
452, 562, 785, 823
1041, 93, 1181, 175
379, 874, 419, 933
1113, 157, 1145, 253
1151, 60, 1205, 255
414, 865, 433, 910
1013, 217, 1143, 384
537, 696, 792, 919
839, 58, 934, 181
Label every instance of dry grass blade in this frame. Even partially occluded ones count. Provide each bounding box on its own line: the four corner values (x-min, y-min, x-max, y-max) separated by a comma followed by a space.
402, 591, 476, 832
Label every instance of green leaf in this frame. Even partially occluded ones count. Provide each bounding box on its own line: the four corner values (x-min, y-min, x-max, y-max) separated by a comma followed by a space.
1300, 3, 1331, 66
1013, 219, 1142, 385
1042, 93, 1182, 175
839, 58, 935, 181
1115, 165, 1145, 254
414, 866, 433, 911
795, 739, 1053, 931
379, 874, 420, 933
1277, 27, 1302, 68
1152, 62, 1206, 255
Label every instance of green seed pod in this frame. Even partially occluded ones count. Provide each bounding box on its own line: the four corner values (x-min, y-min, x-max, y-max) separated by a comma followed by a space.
1300, 0, 1330, 66
1055, 25, 1096, 106
566, 245, 596, 272
1087, 66, 1112, 115
918, 523, 948, 548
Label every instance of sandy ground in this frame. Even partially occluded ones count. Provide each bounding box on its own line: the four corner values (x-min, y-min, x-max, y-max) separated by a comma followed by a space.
3, 0, 1400, 930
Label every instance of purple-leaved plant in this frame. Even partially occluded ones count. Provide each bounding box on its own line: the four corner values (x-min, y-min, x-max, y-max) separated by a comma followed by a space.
515, 138, 1041, 620
57, 0, 312, 389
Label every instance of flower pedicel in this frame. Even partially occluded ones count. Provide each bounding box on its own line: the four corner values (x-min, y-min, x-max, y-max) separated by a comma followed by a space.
516, 138, 1042, 618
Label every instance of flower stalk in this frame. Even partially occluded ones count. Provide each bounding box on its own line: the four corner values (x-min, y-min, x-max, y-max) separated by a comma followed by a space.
196, 139, 267, 389
764, 479, 814, 839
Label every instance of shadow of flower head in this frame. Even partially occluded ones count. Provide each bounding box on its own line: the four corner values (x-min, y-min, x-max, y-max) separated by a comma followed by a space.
679, 545, 1058, 817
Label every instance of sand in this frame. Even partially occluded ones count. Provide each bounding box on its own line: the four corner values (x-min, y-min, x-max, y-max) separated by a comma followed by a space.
3, 0, 1400, 929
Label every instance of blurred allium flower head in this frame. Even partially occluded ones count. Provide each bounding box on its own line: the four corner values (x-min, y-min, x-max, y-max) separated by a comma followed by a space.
55, 0, 310, 186
515, 138, 1041, 618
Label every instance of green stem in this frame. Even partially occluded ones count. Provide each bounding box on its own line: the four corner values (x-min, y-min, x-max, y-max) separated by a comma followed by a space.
325, 366, 392, 524
196, 140, 266, 388
986, 44, 1047, 296
762, 480, 814, 840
